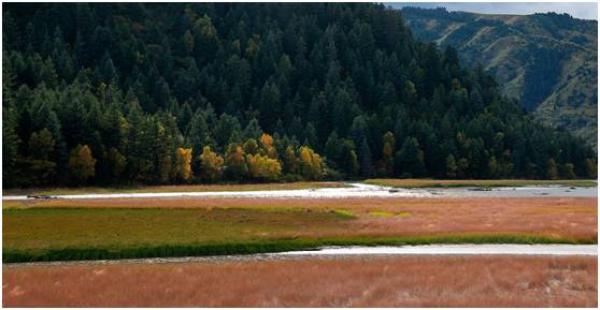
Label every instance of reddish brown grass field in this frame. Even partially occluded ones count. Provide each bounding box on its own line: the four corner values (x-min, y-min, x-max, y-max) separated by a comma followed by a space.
3, 255, 596, 307
8, 196, 597, 241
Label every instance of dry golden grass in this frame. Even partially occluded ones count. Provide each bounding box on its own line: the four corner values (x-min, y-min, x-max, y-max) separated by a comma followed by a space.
3, 256, 596, 307
13, 196, 596, 241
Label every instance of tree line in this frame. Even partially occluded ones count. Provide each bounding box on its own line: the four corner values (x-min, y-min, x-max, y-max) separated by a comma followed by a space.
2, 3, 596, 187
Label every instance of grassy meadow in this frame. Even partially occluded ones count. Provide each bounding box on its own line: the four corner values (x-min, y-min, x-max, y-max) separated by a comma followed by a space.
3, 194, 597, 262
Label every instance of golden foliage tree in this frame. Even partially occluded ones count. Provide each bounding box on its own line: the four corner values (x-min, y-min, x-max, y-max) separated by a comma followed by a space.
200, 146, 224, 182
68, 144, 97, 184
299, 146, 323, 180
246, 153, 281, 181
174, 147, 193, 182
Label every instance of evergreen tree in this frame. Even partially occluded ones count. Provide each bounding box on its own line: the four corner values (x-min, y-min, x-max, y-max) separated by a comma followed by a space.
446, 154, 458, 178
106, 147, 127, 181
546, 158, 558, 180
29, 128, 55, 161
395, 137, 426, 178
358, 138, 373, 177
382, 131, 395, 176
2, 107, 21, 186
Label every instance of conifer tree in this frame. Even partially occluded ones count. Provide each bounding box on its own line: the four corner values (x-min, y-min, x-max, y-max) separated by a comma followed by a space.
382, 131, 395, 176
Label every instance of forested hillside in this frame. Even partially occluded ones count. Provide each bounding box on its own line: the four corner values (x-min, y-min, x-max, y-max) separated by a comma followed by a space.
2, 3, 596, 188
400, 7, 598, 148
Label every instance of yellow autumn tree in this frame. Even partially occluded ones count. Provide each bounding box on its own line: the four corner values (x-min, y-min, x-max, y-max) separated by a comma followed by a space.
174, 147, 193, 182
299, 146, 313, 176
246, 153, 281, 181
200, 146, 224, 182
299, 146, 323, 180
68, 144, 97, 184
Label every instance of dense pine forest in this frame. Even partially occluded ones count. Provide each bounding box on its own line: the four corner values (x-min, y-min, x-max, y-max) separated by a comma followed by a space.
2, 3, 596, 187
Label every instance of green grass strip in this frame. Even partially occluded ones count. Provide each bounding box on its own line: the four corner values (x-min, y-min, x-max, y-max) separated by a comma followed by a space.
3, 234, 595, 263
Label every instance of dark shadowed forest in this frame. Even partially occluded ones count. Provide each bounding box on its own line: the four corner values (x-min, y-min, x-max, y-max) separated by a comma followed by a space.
2, 3, 596, 187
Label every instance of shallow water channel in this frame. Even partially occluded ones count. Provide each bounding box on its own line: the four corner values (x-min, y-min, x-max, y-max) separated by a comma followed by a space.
419, 185, 597, 198
4, 244, 596, 268
275, 244, 598, 257
2, 182, 597, 200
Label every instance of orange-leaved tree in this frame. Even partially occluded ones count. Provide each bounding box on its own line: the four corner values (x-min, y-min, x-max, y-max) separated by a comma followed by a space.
260, 133, 278, 159
68, 144, 96, 184
174, 147, 193, 182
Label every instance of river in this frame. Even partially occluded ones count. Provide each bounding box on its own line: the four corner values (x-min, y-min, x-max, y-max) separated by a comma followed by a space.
2, 182, 596, 200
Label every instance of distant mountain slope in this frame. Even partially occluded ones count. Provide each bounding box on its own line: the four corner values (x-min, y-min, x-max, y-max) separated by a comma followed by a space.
400, 7, 597, 148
